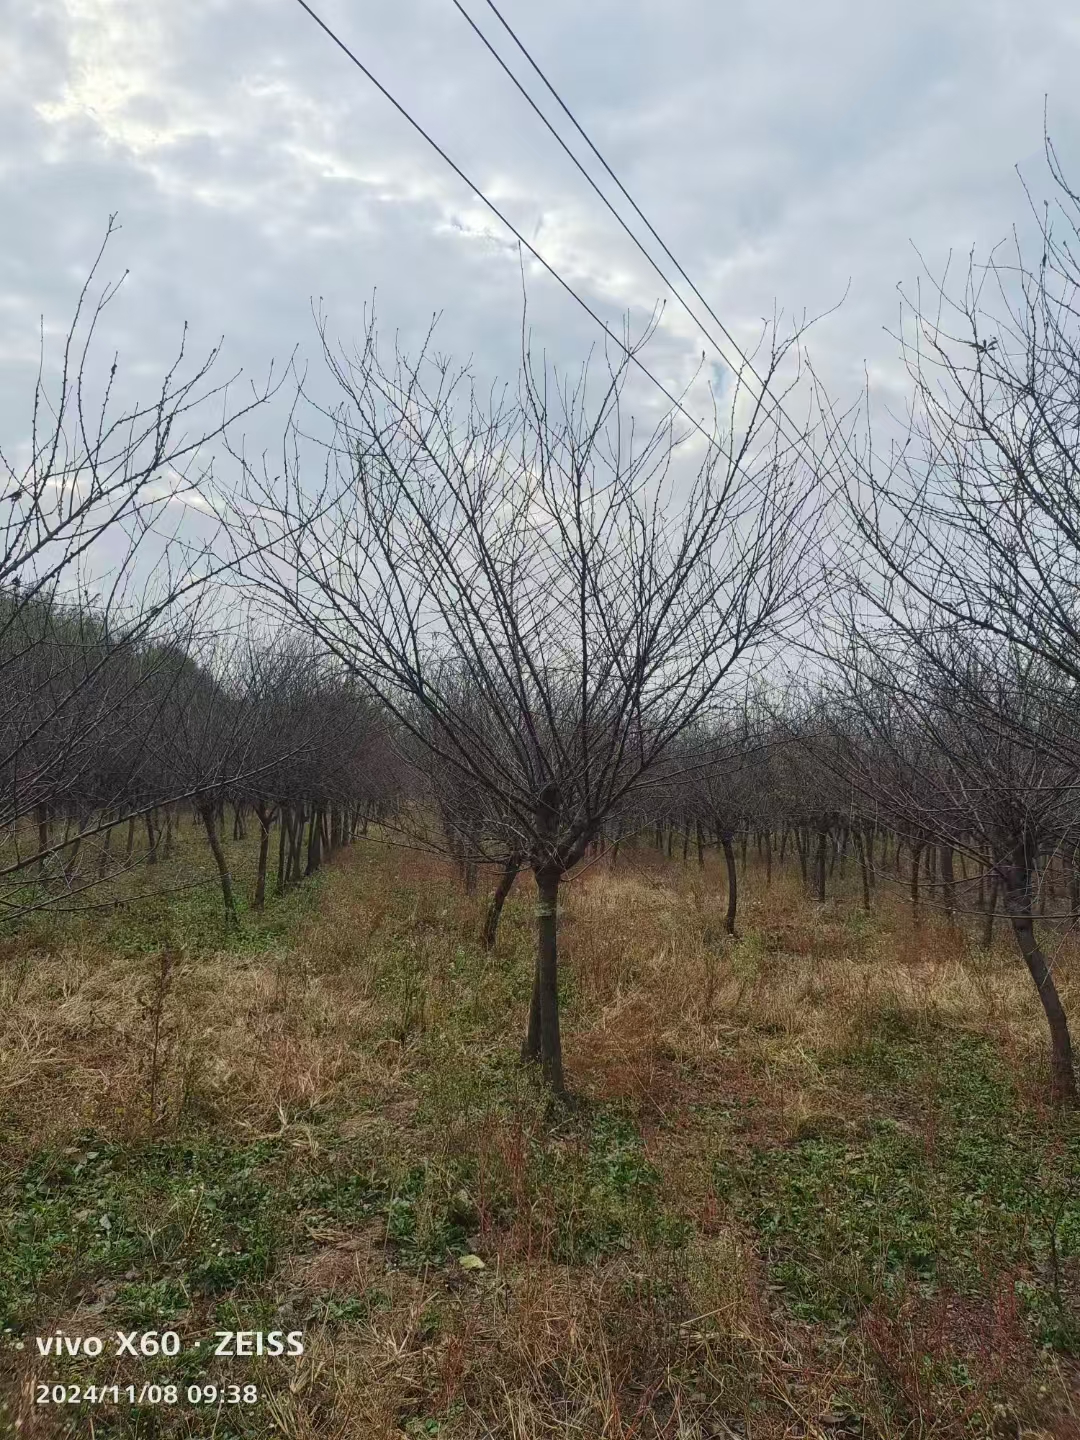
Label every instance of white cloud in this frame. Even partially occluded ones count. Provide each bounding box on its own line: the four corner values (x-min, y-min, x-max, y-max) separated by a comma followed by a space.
3, 0, 1079, 506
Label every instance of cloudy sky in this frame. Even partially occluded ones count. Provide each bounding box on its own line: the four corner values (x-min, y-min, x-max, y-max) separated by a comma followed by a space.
3, 0, 1079, 481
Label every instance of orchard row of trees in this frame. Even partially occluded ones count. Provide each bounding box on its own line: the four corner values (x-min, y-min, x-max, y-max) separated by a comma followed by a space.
10, 153, 1080, 1104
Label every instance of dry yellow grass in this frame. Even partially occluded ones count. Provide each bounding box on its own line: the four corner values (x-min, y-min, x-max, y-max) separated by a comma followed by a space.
2, 834, 1079, 1438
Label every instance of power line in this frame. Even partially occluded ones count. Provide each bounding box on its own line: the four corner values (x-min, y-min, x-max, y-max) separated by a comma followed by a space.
288, 0, 809, 477
452, 0, 822, 462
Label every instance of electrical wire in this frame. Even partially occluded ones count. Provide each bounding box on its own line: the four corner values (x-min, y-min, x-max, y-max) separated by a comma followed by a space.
288, 0, 811, 477
452, 0, 823, 462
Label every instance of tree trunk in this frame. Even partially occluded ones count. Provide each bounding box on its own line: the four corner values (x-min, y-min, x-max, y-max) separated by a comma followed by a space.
276, 806, 288, 895
764, 829, 773, 887
483, 856, 521, 949
145, 809, 158, 865
253, 802, 274, 911
696, 820, 705, 868
720, 830, 738, 936
306, 806, 323, 876
199, 801, 236, 921
35, 803, 49, 879
854, 827, 872, 912
288, 806, 305, 882
532, 866, 565, 1092
522, 783, 565, 1093
1004, 851, 1076, 1105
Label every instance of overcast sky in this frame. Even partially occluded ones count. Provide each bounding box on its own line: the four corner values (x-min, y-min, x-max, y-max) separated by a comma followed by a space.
3, 0, 1080, 482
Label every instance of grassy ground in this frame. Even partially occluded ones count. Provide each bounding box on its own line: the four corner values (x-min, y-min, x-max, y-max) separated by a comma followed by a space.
1, 827, 1079, 1438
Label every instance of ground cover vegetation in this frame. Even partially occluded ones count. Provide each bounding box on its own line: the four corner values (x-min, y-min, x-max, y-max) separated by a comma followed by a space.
5, 158, 1080, 1438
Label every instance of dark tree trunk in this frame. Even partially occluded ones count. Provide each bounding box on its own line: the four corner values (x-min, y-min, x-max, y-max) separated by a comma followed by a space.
199, 801, 236, 921
533, 866, 565, 1092
253, 802, 274, 911
720, 829, 738, 936
696, 820, 705, 868
483, 856, 521, 949
522, 784, 565, 1094
306, 806, 323, 876
682, 820, 690, 864
287, 807, 304, 882
163, 806, 174, 861
145, 810, 158, 865
276, 806, 288, 895
854, 827, 872, 912
764, 829, 773, 887
1004, 850, 1076, 1105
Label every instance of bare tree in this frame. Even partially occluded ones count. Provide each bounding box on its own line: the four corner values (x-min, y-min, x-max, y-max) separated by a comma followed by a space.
0, 218, 275, 922
229, 308, 819, 1093
822, 623, 1080, 1105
